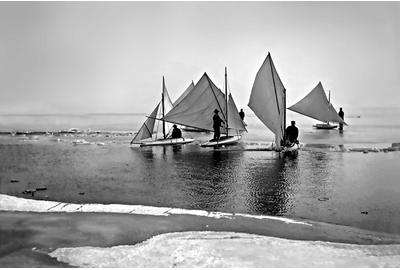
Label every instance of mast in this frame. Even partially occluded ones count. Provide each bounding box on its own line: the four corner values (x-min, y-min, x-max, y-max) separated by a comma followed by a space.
225, 67, 228, 136
283, 87, 286, 145
162, 76, 166, 139
327, 90, 331, 124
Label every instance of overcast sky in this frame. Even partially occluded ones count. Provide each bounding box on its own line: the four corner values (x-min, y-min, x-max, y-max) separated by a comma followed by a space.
0, 1, 399, 114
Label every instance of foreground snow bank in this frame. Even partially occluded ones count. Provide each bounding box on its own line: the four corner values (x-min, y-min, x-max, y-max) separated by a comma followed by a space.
49, 231, 400, 267
0, 194, 309, 225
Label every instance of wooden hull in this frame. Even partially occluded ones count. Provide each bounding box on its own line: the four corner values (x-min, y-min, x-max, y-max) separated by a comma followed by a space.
132, 138, 195, 147
313, 123, 338, 129
200, 135, 241, 147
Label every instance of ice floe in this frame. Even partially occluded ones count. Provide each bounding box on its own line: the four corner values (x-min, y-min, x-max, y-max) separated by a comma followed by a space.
72, 139, 91, 145
71, 139, 106, 146
0, 194, 310, 225
49, 231, 400, 267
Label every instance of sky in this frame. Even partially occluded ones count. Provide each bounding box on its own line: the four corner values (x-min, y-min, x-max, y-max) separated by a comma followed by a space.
0, 1, 399, 114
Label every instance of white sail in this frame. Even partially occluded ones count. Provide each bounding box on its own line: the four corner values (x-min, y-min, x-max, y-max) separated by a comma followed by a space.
227, 93, 247, 132
159, 78, 174, 137
173, 81, 195, 107
132, 78, 175, 143
162, 80, 174, 115
131, 103, 160, 142
248, 53, 286, 149
288, 82, 346, 125
164, 73, 246, 132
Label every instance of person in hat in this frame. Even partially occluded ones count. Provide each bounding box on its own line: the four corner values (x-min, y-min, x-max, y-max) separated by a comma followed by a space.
171, 124, 182, 139
213, 109, 225, 141
285, 120, 299, 145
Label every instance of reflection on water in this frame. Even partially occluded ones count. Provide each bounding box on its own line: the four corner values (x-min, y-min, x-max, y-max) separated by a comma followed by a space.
302, 151, 336, 201
133, 145, 302, 216
245, 157, 287, 215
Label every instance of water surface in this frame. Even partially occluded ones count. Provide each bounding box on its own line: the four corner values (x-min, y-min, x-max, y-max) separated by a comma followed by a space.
1, 107, 400, 235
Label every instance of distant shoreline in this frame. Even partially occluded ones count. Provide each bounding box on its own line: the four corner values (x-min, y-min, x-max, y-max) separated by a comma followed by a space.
1, 106, 400, 118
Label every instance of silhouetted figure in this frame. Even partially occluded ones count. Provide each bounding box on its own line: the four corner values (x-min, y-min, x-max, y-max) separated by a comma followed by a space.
213, 109, 224, 141
239, 108, 245, 121
338, 107, 344, 131
171, 125, 182, 139
286, 121, 299, 144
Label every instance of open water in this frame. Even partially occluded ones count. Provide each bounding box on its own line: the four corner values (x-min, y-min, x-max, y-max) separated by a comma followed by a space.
1, 107, 400, 235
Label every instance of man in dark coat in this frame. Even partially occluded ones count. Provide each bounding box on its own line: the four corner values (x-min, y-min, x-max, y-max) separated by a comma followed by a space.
286, 121, 299, 144
239, 109, 245, 121
338, 107, 344, 131
171, 125, 182, 139
213, 109, 224, 141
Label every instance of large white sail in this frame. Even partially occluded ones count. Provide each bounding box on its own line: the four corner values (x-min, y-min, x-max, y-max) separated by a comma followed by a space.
131, 103, 160, 142
288, 82, 346, 125
173, 81, 195, 107
163, 73, 246, 132
248, 53, 286, 149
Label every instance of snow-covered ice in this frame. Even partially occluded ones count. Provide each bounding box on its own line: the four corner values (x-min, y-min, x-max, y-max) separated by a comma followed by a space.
49, 231, 400, 267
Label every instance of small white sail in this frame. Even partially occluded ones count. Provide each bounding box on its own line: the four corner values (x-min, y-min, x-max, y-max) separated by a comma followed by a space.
164, 73, 240, 132
158, 79, 174, 137
173, 81, 195, 107
132, 78, 175, 143
248, 53, 286, 149
227, 93, 247, 132
162, 80, 174, 115
131, 103, 160, 143
288, 82, 347, 125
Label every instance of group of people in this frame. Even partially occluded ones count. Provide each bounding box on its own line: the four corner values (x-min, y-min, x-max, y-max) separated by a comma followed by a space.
171, 107, 345, 144
211, 108, 299, 145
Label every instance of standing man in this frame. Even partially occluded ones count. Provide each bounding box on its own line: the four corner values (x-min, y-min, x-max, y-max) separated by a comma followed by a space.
239, 108, 245, 121
338, 107, 344, 131
213, 109, 224, 141
286, 121, 299, 145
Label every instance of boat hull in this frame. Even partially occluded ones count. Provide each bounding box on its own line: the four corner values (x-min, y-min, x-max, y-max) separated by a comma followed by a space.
132, 138, 195, 147
313, 123, 338, 129
200, 135, 241, 147
282, 143, 300, 153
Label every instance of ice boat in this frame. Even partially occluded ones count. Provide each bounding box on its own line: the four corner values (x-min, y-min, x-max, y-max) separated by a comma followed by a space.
288, 82, 347, 129
248, 52, 300, 153
130, 77, 195, 147
163, 69, 247, 148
